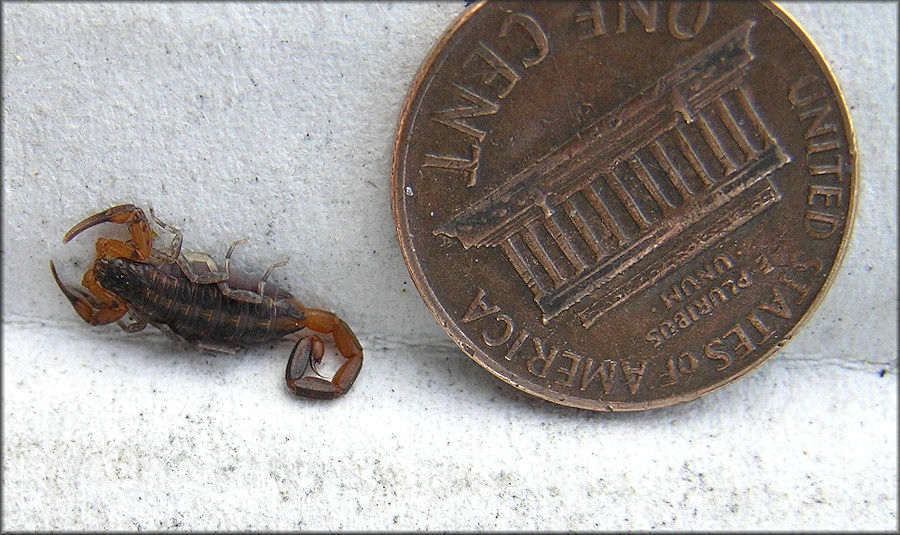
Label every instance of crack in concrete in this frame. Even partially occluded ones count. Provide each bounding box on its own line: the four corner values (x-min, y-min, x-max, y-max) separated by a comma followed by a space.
5, 315, 897, 373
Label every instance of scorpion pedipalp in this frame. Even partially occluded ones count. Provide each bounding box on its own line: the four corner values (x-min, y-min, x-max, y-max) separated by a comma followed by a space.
51, 259, 129, 326
63, 203, 154, 260
50, 260, 97, 323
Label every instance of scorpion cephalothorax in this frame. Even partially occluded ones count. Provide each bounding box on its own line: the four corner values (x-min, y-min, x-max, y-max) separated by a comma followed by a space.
51, 203, 363, 400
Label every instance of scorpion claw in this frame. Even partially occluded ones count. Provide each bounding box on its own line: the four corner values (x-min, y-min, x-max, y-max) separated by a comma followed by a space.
51, 259, 129, 326
64, 204, 136, 243
63, 204, 153, 260
50, 260, 96, 323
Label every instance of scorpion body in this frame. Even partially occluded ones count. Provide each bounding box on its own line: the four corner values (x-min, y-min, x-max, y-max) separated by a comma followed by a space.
51, 204, 363, 400
95, 257, 304, 349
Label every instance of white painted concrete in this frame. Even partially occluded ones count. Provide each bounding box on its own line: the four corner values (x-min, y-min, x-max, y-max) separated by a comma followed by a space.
3, 3, 896, 530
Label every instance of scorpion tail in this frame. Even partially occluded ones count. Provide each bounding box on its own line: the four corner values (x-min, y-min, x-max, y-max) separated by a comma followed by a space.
285, 335, 362, 400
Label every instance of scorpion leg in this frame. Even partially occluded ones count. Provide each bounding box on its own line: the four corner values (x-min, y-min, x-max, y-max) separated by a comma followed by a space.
214, 239, 269, 304
144, 320, 239, 354
148, 321, 195, 348
144, 211, 256, 295
146, 205, 184, 263
50, 261, 128, 326
172, 240, 266, 305
145, 205, 252, 312
256, 260, 288, 297
63, 204, 153, 260
174, 239, 284, 305
285, 309, 363, 400
209, 240, 287, 305
117, 314, 148, 333
223, 238, 247, 276
176, 251, 231, 285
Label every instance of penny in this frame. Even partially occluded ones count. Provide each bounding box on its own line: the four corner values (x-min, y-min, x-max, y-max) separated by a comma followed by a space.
392, 1, 856, 411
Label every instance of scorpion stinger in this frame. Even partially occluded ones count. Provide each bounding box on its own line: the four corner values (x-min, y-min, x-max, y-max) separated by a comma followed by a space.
146, 204, 184, 263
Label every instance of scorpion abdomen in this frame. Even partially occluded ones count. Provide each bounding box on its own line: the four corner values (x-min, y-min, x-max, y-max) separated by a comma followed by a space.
95, 257, 300, 347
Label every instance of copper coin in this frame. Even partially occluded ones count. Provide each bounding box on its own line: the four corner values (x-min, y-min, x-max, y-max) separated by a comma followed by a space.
392, 1, 857, 411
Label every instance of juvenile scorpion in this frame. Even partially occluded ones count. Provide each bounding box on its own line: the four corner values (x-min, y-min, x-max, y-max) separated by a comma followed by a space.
50, 203, 363, 399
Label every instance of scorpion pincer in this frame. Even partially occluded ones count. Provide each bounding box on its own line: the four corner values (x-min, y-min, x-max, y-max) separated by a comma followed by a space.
50, 203, 363, 400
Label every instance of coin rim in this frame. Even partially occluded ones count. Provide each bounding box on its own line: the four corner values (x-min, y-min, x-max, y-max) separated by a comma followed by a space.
391, 0, 859, 411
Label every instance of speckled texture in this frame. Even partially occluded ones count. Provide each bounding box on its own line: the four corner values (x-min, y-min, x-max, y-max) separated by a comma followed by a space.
2, 2, 896, 530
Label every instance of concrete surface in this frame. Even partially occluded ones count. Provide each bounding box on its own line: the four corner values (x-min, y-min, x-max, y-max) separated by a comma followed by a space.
2, 2, 896, 530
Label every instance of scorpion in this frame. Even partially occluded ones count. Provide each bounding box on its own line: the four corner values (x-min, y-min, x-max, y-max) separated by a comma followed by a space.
49, 203, 363, 400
